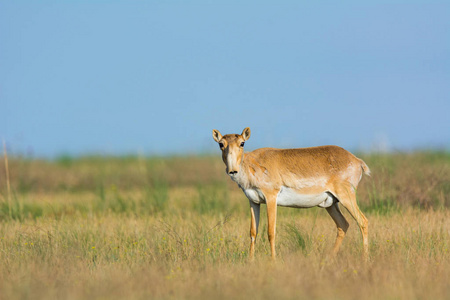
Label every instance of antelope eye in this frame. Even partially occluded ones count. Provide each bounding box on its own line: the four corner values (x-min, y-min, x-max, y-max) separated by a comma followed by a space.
219, 143, 224, 148
240, 142, 245, 147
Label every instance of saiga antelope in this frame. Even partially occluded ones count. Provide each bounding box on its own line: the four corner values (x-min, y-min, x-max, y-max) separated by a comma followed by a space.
212, 127, 370, 260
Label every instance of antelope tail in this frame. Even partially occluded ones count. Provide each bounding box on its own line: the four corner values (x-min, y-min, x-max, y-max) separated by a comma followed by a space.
359, 159, 371, 176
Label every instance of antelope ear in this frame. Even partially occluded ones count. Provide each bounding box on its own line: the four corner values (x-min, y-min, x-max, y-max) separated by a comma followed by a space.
241, 127, 251, 141
212, 129, 223, 143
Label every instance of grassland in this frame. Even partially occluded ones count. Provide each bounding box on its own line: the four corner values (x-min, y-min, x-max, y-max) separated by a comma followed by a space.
0, 152, 449, 299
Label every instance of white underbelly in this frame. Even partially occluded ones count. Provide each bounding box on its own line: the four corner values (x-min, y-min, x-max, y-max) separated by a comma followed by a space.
243, 187, 334, 208
276, 186, 334, 208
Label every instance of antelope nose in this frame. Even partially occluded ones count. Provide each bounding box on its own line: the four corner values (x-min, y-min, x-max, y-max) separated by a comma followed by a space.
229, 171, 238, 175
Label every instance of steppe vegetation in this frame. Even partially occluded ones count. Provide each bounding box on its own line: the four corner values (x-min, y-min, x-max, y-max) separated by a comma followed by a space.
0, 151, 449, 299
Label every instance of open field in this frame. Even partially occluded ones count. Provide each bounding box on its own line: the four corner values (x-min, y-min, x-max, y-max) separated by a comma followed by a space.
0, 152, 449, 299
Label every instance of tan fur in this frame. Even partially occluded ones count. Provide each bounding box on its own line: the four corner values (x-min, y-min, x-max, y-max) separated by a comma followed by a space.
212, 127, 370, 260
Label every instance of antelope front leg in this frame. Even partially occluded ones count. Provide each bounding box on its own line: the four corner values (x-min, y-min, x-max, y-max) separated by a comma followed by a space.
265, 191, 278, 260
249, 201, 260, 260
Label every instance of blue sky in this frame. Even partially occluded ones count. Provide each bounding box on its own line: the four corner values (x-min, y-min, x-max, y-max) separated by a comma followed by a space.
1, 1, 449, 157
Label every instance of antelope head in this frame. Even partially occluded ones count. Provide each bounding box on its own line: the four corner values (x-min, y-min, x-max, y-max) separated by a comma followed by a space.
212, 127, 251, 176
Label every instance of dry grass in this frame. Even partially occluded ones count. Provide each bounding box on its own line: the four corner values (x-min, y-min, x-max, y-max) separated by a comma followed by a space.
0, 152, 449, 299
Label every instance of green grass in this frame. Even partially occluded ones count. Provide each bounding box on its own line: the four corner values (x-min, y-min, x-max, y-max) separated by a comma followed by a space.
0, 152, 449, 299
